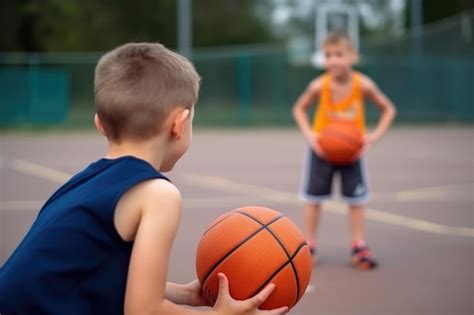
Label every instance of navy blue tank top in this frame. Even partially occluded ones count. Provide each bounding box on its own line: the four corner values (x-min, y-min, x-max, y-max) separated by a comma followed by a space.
0, 156, 168, 315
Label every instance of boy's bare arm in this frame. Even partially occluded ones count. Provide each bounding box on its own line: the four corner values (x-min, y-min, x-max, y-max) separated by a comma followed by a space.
292, 78, 322, 142
122, 180, 288, 315
164, 280, 205, 306
361, 75, 397, 144
123, 179, 205, 314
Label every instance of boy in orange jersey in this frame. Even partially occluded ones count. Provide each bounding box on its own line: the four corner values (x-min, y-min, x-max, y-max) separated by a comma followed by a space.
292, 31, 396, 270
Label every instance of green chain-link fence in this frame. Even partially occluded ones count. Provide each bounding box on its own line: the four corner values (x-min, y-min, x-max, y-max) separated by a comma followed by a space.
1, 11, 473, 128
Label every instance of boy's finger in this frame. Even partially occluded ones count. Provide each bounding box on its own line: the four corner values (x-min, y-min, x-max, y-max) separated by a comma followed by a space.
247, 283, 276, 307
215, 273, 229, 301
314, 145, 326, 158
266, 306, 289, 314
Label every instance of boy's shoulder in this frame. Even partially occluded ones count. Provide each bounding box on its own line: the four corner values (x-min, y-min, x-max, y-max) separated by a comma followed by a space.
355, 72, 379, 93
120, 177, 181, 212
307, 75, 326, 92
114, 176, 181, 241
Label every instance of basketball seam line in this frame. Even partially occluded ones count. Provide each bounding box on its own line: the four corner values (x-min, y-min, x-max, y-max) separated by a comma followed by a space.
249, 241, 308, 303
201, 214, 284, 289
235, 211, 302, 305
202, 213, 232, 237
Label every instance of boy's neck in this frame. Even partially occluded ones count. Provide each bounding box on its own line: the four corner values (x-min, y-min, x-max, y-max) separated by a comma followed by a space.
331, 69, 353, 83
105, 138, 165, 170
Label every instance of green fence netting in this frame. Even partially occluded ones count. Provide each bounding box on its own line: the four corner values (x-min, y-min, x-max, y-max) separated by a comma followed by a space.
1, 11, 473, 128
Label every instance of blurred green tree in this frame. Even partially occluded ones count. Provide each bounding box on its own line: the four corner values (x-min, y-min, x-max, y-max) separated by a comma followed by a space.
0, 0, 274, 52
405, 0, 474, 27
193, 0, 274, 47
423, 0, 474, 24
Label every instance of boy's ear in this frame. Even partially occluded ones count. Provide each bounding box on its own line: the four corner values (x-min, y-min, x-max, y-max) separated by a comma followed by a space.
170, 108, 190, 140
94, 114, 106, 136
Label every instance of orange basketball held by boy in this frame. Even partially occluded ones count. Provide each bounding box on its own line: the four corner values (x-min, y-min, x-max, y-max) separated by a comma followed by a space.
196, 206, 312, 310
317, 119, 364, 165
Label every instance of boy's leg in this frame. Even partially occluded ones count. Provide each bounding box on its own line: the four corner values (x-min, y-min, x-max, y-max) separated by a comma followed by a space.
340, 159, 369, 242
303, 202, 322, 249
341, 159, 378, 269
348, 204, 365, 243
300, 149, 334, 256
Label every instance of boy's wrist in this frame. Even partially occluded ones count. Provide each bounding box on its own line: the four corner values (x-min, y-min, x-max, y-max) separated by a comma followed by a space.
367, 132, 381, 143
304, 130, 316, 141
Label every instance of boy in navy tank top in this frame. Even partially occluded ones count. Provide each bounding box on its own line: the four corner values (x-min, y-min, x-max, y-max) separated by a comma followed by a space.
0, 43, 288, 315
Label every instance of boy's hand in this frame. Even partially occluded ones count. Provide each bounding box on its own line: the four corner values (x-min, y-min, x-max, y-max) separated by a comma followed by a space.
358, 132, 381, 157
365, 132, 380, 145
307, 132, 326, 158
361, 133, 380, 154
183, 279, 208, 307
214, 273, 288, 315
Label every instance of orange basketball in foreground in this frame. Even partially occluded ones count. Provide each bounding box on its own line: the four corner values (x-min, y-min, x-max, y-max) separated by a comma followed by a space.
318, 120, 364, 165
196, 206, 312, 310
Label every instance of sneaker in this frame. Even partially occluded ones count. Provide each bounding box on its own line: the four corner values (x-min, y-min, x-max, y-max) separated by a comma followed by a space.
351, 240, 378, 270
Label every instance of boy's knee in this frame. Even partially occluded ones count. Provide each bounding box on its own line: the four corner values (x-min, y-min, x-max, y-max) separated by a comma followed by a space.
305, 202, 322, 209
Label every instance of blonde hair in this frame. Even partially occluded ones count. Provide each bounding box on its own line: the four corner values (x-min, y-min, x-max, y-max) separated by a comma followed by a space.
323, 30, 353, 48
94, 43, 200, 142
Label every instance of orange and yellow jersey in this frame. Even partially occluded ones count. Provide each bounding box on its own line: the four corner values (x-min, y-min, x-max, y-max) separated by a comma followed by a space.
312, 72, 366, 134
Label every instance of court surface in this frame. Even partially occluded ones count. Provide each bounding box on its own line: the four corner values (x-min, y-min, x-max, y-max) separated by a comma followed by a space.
1, 126, 473, 315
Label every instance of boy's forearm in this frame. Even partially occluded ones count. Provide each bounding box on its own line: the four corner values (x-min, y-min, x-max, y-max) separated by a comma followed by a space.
127, 299, 214, 315
157, 300, 215, 315
365, 79, 397, 141
371, 105, 396, 140
292, 83, 319, 141
126, 285, 212, 315
293, 106, 314, 140
164, 282, 190, 305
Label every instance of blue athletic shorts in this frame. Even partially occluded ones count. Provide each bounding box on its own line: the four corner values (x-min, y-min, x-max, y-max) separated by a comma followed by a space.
300, 149, 370, 205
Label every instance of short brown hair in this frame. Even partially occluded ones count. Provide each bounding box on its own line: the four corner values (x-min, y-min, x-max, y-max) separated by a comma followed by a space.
95, 43, 200, 142
323, 30, 353, 48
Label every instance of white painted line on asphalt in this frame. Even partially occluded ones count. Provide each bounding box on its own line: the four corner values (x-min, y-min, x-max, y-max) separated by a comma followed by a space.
304, 284, 314, 294
0, 197, 250, 212
395, 183, 473, 202
10, 158, 71, 184
2, 157, 473, 238
180, 173, 474, 238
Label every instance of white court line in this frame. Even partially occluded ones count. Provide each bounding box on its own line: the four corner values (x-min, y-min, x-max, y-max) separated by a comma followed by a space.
0, 197, 254, 211
395, 183, 473, 202
180, 173, 474, 238
0, 196, 254, 211
2, 157, 473, 237
304, 284, 314, 294
183, 196, 260, 208
10, 159, 71, 184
